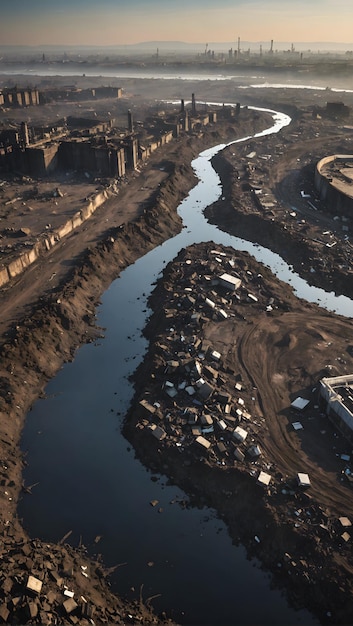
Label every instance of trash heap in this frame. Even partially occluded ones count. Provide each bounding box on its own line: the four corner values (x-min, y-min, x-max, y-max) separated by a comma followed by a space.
134, 244, 279, 489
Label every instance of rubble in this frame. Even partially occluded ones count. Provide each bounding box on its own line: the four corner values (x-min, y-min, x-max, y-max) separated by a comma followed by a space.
125, 239, 353, 624
0, 533, 165, 625
130, 242, 314, 492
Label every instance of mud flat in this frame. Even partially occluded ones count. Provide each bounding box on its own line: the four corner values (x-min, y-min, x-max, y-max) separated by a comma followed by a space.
125, 240, 353, 625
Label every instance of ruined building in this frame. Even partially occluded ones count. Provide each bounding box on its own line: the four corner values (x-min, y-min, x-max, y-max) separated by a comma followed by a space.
0, 87, 40, 108
0, 95, 230, 178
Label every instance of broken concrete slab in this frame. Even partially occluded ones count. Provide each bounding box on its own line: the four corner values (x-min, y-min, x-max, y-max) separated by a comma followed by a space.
63, 597, 78, 614
257, 471, 272, 487
26, 574, 43, 594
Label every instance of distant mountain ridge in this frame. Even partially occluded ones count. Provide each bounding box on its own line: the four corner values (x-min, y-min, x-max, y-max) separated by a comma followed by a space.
0, 41, 353, 54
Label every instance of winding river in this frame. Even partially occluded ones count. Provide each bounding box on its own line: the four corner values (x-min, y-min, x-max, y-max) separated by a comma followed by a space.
19, 104, 352, 625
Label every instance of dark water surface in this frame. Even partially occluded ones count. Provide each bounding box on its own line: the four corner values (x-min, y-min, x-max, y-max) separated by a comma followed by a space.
18, 107, 351, 625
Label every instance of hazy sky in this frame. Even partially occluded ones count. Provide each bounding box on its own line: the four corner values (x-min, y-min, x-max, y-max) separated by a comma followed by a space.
1, 0, 353, 47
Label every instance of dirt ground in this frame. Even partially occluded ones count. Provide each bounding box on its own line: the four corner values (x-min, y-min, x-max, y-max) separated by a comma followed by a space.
126, 241, 353, 625
1, 73, 353, 623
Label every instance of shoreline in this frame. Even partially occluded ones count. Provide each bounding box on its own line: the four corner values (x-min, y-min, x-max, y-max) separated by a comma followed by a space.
2, 88, 353, 622
0, 110, 272, 624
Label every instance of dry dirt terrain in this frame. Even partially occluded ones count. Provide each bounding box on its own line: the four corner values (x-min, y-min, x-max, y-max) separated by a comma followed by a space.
0, 73, 353, 624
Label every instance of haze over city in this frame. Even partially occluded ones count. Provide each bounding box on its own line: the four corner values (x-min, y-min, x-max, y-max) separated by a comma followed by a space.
1, 0, 353, 48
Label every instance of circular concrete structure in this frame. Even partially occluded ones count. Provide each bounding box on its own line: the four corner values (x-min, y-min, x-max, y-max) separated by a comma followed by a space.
315, 154, 353, 217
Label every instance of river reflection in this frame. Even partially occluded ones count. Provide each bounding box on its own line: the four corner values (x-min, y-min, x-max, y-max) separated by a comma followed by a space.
18, 107, 336, 625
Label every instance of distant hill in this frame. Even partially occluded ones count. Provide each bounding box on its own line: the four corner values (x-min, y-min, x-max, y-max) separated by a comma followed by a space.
0, 41, 353, 55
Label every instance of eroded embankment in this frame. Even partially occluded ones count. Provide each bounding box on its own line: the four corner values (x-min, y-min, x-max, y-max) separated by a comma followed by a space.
0, 162, 192, 625
207, 147, 353, 300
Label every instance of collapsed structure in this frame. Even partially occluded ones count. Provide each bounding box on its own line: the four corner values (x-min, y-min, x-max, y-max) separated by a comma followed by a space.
319, 374, 353, 443
0, 87, 40, 108
134, 245, 300, 491
0, 93, 235, 178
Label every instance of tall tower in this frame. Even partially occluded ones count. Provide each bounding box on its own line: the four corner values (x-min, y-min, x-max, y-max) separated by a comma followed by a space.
270, 39, 274, 54
191, 93, 196, 115
20, 121, 29, 147
237, 37, 240, 56
127, 109, 134, 133
183, 110, 189, 132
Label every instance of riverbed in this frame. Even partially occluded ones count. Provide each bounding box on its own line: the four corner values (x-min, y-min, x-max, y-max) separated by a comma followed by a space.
17, 105, 350, 624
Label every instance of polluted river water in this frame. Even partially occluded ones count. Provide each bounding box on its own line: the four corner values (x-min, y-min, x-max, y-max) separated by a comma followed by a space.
18, 106, 352, 625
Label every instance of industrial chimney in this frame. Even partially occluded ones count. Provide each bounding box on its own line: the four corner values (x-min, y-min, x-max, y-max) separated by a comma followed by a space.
128, 109, 134, 133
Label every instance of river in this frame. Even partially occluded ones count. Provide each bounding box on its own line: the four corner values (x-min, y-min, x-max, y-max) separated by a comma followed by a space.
18, 104, 351, 625
2, 63, 353, 93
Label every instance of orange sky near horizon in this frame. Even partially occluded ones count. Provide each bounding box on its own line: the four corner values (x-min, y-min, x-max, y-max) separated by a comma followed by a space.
1, 1, 353, 48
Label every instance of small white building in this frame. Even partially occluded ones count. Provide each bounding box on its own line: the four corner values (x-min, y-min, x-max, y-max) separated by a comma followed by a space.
291, 396, 310, 411
297, 472, 311, 488
218, 273, 242, 291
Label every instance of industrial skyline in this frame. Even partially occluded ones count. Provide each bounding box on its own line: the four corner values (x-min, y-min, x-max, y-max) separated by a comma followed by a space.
1, 0, 353, 48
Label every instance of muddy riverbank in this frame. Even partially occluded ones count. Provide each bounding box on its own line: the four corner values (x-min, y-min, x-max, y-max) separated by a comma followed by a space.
0, 108, 272, 623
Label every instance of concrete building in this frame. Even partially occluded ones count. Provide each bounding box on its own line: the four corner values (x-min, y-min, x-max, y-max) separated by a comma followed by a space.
315, 154, 353, 217
319, 374, 353, 443
41, 86, 122, 104
26, 144, 58, 176
326, 101, 350, 118
128, 109, 134, 133
0, 94, 236, 178
58, 140, 127, 178
1, 88, 40, 108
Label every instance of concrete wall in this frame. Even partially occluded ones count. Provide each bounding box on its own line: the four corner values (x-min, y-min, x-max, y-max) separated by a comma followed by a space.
320, 376, 353, 443
26, 144, 58, 176
1, 89, 39, 108
315, 154, 353, 217
0, 189, 113, 289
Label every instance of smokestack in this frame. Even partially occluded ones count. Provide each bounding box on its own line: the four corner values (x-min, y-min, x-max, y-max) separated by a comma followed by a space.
128, 109, 134, 133
191, 93, 196, 115
20, 121, 29, 147
180, 99, 185, 113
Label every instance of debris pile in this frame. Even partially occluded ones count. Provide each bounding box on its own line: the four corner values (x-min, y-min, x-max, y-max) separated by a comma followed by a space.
127, 240, 353, 624
134, 245, 283, 488
0, 531, 165, 625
